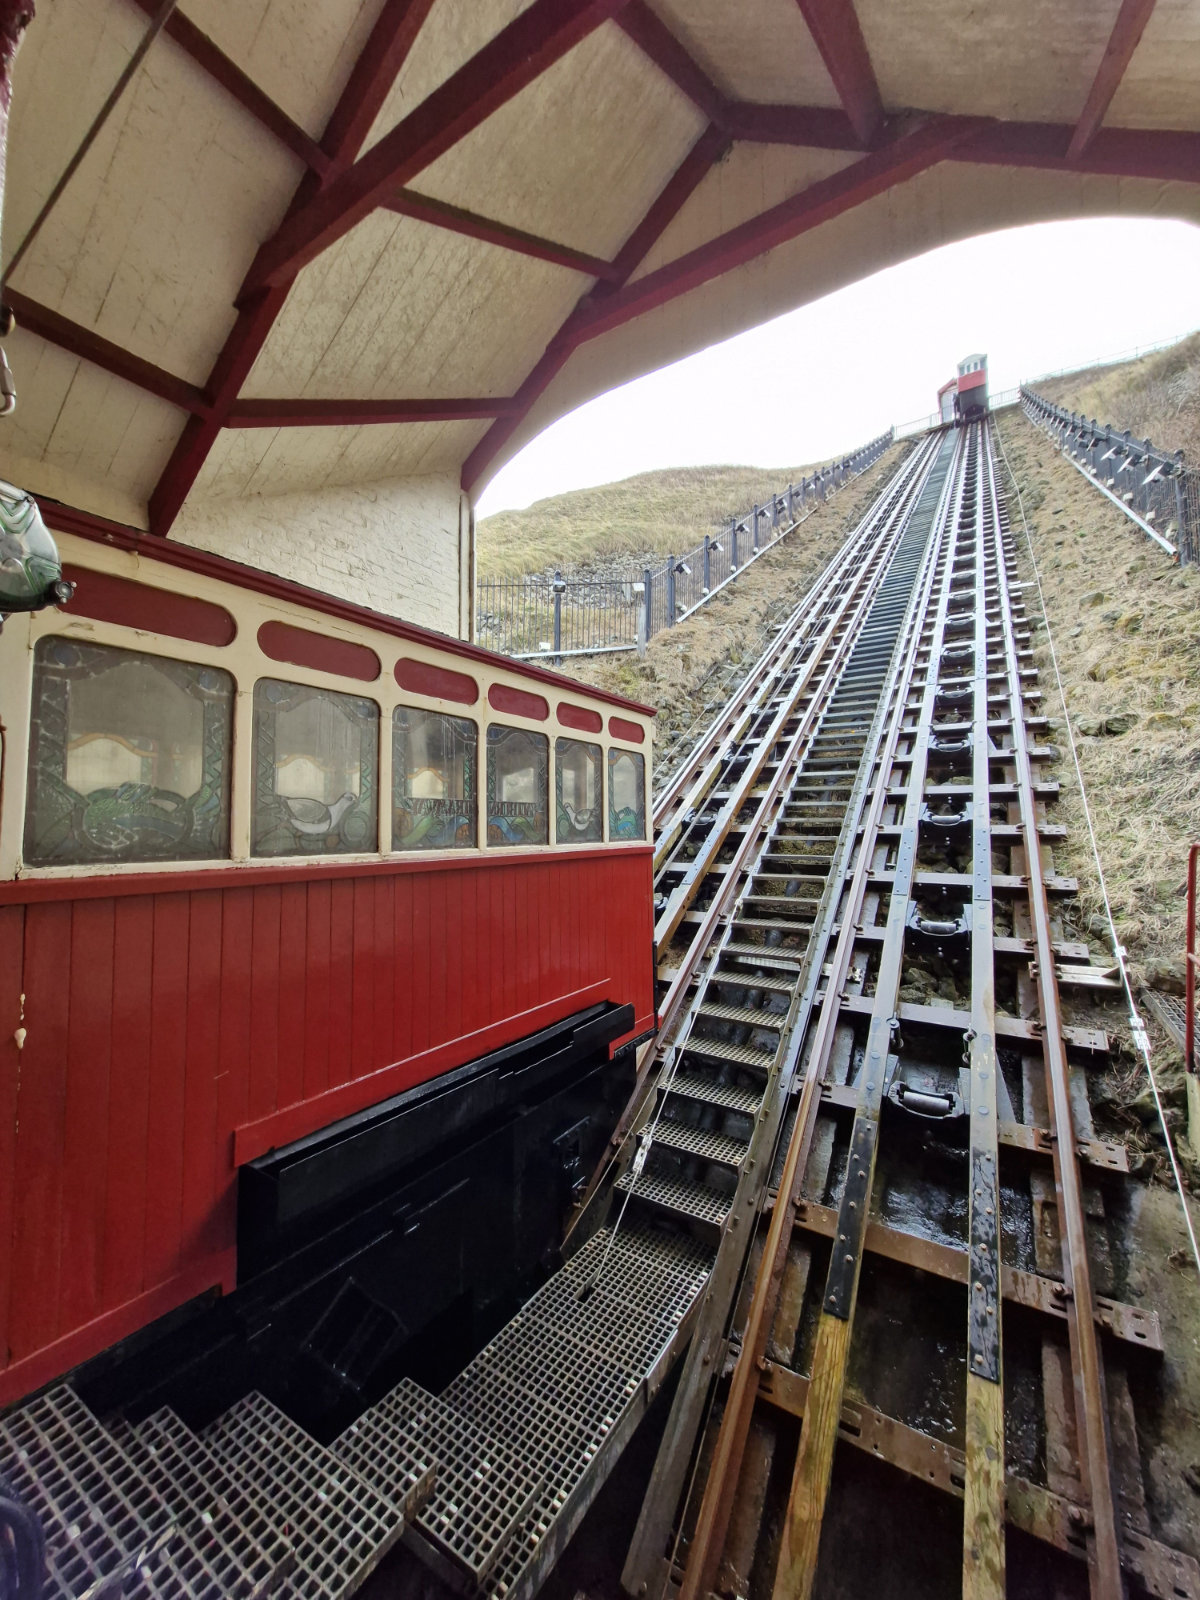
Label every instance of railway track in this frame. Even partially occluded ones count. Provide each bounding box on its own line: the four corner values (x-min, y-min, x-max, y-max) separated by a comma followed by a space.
592, 419, 1198, 1600
4, 423, 1196, 1600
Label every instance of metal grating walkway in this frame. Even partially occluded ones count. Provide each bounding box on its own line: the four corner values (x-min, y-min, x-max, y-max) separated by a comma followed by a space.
1, 1225, 711, 1600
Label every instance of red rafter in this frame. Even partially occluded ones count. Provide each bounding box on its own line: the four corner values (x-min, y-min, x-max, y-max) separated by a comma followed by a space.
615, 2, 727, 122
148, 0, 436, 534
129, 0, 330, 174
960, 119, 1199, 184
572, 118, 980, 344
227, 397, 516, 427
1067, 0, 1157, 159
6, 289, 209, 415
461, 125, 728, 494
243, 0, 630, 296
386, 189, 623, 280
794, 0, 884, 146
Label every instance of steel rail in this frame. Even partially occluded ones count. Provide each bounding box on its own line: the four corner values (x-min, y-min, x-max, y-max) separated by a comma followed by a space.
567, 442, 945, 1230
767, 431, 968, 1600
652, 440, 926, 871
653, 441, 944, 954
619, 443, 951, 1586
674, 432, 964, 1600
980, 426, 1125, 1598
963, 426, 1006, 1599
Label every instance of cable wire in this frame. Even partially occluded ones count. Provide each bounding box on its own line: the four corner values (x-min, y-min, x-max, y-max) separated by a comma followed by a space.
992, 416, 1200, 1274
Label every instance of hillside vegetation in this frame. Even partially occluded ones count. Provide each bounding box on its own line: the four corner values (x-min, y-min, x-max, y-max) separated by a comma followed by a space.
477, 461, 825, 578
1035, 329, 1200, 462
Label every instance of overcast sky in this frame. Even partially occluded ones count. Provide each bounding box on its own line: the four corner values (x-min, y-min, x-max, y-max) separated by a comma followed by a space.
476, 217, 1200, 518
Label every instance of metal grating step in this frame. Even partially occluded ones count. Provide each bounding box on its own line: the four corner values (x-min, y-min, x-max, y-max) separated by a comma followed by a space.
712, 968, 796, 994
123, 1408, 295, 1598
653, 1116, 749, 1168
339, 1375, 538, 1589
696, 999, 785, 1029
667, 1071, 764, 1115
720, 943, 802, 972
203, 1392, 406, 1600
684, 1033, 775, 1071
0, 1385, 176, 1599
615, 1158, 732, 1229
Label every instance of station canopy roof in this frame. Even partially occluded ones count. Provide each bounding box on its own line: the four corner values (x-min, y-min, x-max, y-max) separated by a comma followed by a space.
4, 0, 1199, 535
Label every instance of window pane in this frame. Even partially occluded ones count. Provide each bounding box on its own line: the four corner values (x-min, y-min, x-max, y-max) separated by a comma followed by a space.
555, 737, 602, 844
252, 679, 378, 856
393, 705, 477, 850
25, 637, 232, 865
486, 725, 548, 846
608, 749, 646, 840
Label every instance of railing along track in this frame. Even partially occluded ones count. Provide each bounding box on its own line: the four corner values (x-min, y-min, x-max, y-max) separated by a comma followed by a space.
610, 421, 1199, 1600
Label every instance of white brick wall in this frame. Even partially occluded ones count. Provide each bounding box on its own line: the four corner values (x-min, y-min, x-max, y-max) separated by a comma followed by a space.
172, 473, 470, 637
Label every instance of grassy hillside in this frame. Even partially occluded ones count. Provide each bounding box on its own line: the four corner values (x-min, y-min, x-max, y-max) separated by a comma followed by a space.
1034, 329, 1200, 463
477, 461, 824, 578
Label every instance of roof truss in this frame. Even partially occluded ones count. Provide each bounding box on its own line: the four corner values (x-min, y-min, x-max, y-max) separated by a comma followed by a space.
13, 0, 1194, 530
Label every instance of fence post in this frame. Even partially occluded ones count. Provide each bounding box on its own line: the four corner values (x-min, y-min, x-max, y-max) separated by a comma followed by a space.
731, 522, 739, 572
788, 483, 795, 521
703, 535, 711, 594
552, 569, 566, 658
635, 579, 648, 657
643, 566, 654, 643
772, 495, 779, 530
752, 505, 759, 552
1174, 454, 1188, 559
666, 556, 677, 628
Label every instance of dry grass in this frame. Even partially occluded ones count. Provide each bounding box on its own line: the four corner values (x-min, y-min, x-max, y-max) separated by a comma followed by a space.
477, 460, 828, 578
548, 446, 911, 771
1035, 329, 1200, 463
995, 409, 1200, 1180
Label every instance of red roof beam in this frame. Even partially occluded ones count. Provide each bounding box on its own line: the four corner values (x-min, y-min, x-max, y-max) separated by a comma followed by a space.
794, 0, 884, 147
959, 119, 1199, 185
243, 0, 632, 297
5, 289, 211, 416
386, 189, 624, 280
571, 118, 982, 345
127, 0, 330, 175
615, 2, 727, 123
1067, 0, 1157, 159
226, 397, 517, 427
461, 124, 727, 493
148, 0, 436, 535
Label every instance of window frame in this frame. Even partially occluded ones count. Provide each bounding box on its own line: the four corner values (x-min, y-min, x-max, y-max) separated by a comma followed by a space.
7, 548, 652, 879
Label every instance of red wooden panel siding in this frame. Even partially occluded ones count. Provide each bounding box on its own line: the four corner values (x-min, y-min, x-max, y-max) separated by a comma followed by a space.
609, 715, 645, 743
257, 620, 381, 682
0, 850, 653, 1405
488, 683, 549, 720
0, 906, 25, 1359
557, 702, 603, 733
395, 656, 479, 704
62, 566, 237, 647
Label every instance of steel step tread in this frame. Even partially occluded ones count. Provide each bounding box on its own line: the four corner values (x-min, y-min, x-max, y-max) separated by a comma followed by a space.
0, 1385, 178, 1600
713, 967, 796, 993
653, 1116, 750, 1168
667, 1071, 764, 1115
614, 1161, 732, 1228
125, 1408, 295, 1598
684, 1034, 775, 1070
720, 944, 803, 971
696, 999, 786, 1029
203, 1393, 406, 1600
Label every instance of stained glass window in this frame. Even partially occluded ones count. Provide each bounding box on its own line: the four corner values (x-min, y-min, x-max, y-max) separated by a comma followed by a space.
608, 748, 646, 840
393, 705, 477, 850
555, 737, 602, 844
24, 637, 233, 865
486, 725, 548, 847
252, 679, 378, 856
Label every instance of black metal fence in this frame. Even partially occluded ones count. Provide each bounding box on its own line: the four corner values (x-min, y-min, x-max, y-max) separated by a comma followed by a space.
1020, 387, 1200, 564
477, 428, 894, 660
